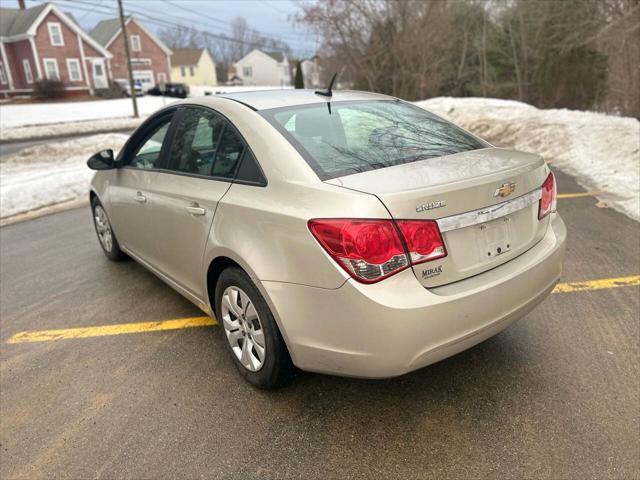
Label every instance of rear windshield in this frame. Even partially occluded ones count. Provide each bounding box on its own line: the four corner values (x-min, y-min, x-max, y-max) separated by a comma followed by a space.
260, 100, 488, 180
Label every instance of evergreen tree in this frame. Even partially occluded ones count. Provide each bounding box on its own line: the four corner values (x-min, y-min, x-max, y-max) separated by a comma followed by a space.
294, 61, 305, 89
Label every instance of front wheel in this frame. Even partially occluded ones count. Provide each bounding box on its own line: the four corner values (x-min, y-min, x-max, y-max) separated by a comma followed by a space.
215, 267, 294, 389
91, 197, 127, 261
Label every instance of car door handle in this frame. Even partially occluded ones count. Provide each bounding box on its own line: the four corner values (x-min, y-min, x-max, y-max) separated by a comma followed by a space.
186, 205, 206, 216
134, 192, 147, 203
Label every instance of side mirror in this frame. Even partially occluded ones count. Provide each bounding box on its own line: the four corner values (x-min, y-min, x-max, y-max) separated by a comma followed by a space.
87, 149, 115, 170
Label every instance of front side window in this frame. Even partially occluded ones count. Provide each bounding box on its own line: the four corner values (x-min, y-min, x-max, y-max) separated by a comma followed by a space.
261, 100, 488, 180
189, 66, 195, 76
129, 118, 172, 169
168, 108, 225, 176
130, 35, 141, 52
48, 22, 64, 46
243, 66, 252, 77
43, 59, 60, 80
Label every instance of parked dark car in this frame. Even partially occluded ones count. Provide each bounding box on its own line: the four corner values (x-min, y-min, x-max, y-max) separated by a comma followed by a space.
147, 82, 190, 98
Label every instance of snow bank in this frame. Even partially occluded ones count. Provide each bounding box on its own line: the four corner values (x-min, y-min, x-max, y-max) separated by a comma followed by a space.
0, 117, 143, 142
2, 96, 637, 223
417, 97, 640, 221
0, 133, 128, 219
0, 86, 293, 141
0, 96, 179, 129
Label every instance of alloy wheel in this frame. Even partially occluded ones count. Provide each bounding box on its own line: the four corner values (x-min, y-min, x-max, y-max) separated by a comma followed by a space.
93, 205, 113, 253
221, 286, 266, 372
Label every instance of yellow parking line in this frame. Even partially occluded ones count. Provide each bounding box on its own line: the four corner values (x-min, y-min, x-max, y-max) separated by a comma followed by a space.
552, 275, 640, 293
7, 316, 215, 344
5, 275, 639, 344
558, 191, 601, 199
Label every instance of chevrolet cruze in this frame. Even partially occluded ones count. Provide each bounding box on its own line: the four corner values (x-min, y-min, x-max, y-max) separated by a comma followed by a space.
87, 90, 566, 388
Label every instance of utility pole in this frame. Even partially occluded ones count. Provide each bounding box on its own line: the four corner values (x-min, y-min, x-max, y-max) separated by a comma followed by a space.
117, 0, 138, 118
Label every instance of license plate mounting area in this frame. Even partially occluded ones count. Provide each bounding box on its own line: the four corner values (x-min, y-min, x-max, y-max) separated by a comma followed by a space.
478, 216, 512, 259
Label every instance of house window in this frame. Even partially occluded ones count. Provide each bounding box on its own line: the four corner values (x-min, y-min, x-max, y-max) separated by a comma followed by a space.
130, 35, 141, 52
43, 58, 60, 81
0, 63, 7, 84
180, 66, 185, 77
158, 73, 167, 84
243, 66, 252, 77
22, 60, 33, 83
48, 22, 64, 46
66, 58, 82, 82
189, 66, 195, 76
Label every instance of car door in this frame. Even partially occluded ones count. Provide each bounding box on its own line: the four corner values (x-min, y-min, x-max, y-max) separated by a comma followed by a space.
109, 112, 174, 262
150, 106, 245, 300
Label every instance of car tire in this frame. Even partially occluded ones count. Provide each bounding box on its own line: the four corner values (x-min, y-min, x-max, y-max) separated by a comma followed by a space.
91, 197, 127, 261
215, 267, 294, 389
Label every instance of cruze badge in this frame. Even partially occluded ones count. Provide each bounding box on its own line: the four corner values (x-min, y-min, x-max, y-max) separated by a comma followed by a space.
494, 182, 516, 198
416, 200, 446, 213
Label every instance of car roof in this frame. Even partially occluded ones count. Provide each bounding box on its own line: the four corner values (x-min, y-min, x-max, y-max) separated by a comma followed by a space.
209, 89, 396, 111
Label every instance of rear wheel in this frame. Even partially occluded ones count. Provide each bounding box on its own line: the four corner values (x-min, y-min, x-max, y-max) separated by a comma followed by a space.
215, 267, 294, 389
91, 197, 127, 261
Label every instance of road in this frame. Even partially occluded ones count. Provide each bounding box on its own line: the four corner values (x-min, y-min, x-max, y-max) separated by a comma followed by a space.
1, 170, 638, 479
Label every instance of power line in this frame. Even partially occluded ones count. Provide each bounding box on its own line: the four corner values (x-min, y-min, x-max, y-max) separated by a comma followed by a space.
53, 0, 313, 54
160, 0, 304, 44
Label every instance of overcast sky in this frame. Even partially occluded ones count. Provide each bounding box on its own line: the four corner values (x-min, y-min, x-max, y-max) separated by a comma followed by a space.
16, 0, 317, 57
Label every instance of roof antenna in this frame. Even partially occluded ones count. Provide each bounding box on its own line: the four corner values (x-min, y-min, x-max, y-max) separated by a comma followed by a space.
315, 72, 337, 97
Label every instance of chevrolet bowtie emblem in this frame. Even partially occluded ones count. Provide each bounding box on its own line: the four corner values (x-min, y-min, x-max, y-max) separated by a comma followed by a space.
494, 182, 516, 198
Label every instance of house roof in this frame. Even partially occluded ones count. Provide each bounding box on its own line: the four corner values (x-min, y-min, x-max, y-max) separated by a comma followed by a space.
0, 3, 47, 37
0, 3, 112, 58
171, 48, 204, 66
89, 16, 172, 55
264, 51, 285, 62
89, 17, 123, 46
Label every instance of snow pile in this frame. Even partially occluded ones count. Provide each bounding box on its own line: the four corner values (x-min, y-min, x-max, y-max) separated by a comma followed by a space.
417, 97, 640, 221
0, 86, 292, 129
0, 96, 179, 129
1, 96, 637, 223
0, 116, 143, 142
0, 133, 128, 219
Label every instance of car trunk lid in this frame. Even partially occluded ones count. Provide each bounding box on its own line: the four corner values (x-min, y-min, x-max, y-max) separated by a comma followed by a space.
326, 148, 551, 287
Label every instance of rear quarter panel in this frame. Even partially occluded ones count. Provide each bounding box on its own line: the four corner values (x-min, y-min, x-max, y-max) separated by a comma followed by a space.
206, 180, 390, 290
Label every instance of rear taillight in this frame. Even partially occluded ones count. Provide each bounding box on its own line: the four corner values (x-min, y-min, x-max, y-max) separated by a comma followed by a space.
396, 220, 447, 265
308, 218, 446, 283
308, 219, 409, 283
539, 172, 557, 219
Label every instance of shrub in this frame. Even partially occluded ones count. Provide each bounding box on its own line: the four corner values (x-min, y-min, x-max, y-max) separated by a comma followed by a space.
34, 79, 65, 100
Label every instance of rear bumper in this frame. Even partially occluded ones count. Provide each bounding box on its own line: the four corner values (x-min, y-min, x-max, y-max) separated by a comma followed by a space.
261, 213, 567, 378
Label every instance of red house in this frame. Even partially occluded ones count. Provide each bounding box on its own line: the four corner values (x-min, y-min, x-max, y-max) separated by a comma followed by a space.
0, 2, 112, 98
90, 15, 172, 92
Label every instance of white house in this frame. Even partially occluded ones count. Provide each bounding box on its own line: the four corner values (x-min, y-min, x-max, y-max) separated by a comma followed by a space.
300, 56, 321, 89
232, 49, 290, 87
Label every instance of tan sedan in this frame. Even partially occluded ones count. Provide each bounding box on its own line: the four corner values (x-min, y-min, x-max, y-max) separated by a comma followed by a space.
87, 90, 566, 388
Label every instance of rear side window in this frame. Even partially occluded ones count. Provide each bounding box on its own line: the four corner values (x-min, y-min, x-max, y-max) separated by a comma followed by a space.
235, 150, 267, 185
260, 100, 488, 180
168, 107, 225, 176
212, 126, 244, 179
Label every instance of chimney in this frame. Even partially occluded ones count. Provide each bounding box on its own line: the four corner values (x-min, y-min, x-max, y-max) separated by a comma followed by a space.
18, 0, 26, 9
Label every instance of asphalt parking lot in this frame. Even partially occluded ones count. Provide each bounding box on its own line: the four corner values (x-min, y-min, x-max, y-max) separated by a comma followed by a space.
1, 169, 638, 479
